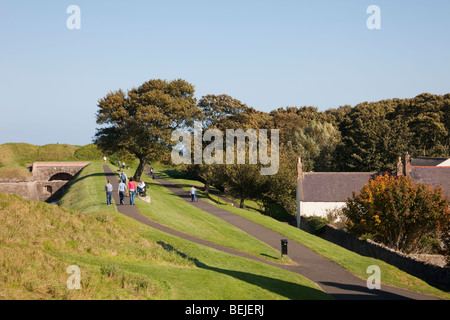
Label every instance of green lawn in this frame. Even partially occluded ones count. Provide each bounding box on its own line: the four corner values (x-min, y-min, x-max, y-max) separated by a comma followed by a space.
152, 166, 450, 300
107, 164, 290, 264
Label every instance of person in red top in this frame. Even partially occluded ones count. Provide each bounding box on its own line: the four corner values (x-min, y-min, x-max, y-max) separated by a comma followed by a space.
128, 177, 137, 205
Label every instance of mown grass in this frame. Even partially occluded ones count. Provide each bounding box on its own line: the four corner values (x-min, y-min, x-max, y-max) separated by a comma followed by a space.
155, 166, 291, 221
107, 164, 290, 264
152, 167, 450, 300
0, 161, 331, 299
58, 162, 115, 215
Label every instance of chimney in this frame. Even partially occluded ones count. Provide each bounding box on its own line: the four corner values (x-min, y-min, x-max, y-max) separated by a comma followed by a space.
396, 156, 403, 177
403, 152, 411, 177
297, 157, 303, 180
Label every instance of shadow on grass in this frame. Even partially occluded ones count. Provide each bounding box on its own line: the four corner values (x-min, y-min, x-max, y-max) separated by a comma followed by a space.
57, 166, 115, 204
71, 172, 115, 184
156, 241, 331, 300
260, 253, 281, 260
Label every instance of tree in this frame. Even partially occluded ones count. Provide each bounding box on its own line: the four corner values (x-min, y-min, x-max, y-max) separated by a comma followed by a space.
217, 163, 268, 208
185, 94, 254, 194
292, 120, 341, 172
443, 94, 450, 153
94, 79, 200, 181
395, 93, 449, 157
260, 145, 298, 216
342, 173, 450, 254
198, 94, 251, 129
268, 106, 324, 146
336, 99, 411, 172
324, 105, 352, 126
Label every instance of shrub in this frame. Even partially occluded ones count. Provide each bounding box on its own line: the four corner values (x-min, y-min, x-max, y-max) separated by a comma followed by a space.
304, 216, 330, 235
342, 173, 450, 255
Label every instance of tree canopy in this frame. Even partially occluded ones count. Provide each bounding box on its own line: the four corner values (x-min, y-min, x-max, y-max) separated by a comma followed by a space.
94, 81, 450, 218
94, 79, 200, 181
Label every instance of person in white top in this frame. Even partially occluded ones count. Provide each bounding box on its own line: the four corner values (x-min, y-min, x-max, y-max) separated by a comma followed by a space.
137, 180, 146, 193
118, 179, 127, 205
105, 180, 113, 205
190, 186, 196, 202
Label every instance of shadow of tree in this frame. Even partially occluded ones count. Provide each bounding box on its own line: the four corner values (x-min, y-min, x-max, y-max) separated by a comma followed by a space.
72, 172, 114, 184
156, 241, 331, 300
319, 281, 414, 300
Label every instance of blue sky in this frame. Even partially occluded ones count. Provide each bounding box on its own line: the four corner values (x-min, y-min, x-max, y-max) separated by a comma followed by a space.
1, 0, 449, 146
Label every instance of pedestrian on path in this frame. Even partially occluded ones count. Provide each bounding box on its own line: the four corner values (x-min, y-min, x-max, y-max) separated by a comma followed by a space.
105, 180, 113, 205
190, 186, 196, 202
118, 179, 127, 205
128, 177, 137, 205
120, 171, 127, 184
150, 166, 155, 179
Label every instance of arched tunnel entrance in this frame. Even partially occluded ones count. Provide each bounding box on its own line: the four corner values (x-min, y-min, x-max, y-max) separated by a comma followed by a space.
0, 162, 90, 203
44, 168, 85, 203
49, 172, 74, 181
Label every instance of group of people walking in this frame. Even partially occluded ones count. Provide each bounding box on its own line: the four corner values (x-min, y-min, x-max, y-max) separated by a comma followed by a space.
105, 167, 200, 206
105, 170, 146, 206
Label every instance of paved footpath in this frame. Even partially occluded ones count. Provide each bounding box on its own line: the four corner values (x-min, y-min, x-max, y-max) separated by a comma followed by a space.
103, 165, 439, 300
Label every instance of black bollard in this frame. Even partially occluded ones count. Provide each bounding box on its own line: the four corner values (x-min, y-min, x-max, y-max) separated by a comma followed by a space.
281, 239, 288, 257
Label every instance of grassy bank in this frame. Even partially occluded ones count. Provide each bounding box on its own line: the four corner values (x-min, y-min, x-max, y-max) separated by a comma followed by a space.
105, 164, 288, 264
0, 162, 331, 299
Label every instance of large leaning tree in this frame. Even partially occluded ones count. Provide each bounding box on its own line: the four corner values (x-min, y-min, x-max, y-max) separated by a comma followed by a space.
94, 79, 201, 181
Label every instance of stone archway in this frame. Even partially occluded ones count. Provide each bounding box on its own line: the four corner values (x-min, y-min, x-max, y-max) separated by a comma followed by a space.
48, 172, 74, 181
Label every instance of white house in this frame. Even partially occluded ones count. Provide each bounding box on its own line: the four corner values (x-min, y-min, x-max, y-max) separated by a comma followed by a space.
298, 154, 450, 218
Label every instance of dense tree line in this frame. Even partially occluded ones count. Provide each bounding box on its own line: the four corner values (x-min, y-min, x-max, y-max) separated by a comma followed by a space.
94, 79, 450, 216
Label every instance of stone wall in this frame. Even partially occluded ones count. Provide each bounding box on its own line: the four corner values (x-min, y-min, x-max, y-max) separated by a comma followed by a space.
0, 179, 39, 201
0, 179, 70, 202
32, 162, 90, 181
0, 162, 89, 202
